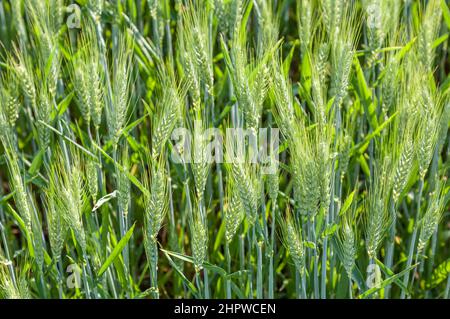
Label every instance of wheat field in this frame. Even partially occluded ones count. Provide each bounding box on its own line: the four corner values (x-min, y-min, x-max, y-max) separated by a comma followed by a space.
0, 0, 449, 299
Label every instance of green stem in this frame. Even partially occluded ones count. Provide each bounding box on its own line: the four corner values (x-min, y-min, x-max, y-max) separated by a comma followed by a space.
401, 228, 418, 299
367, 258, 378, 299
199, 197, 210, 299
57, 258, 63, 299
295, 271, 301, 299
425, 230, 438, 298
107, 268, 118, 298
301, 272, 307, 299
321, 234, 328, 299
195, 272, 203, 299
39, 269, 47, 299
204, 268, 210, 298
150, 241, 159, 299
239, 234, 245, 289
410, 253, 421, 294
321, 201, 331, 299
113, 146, 130, 296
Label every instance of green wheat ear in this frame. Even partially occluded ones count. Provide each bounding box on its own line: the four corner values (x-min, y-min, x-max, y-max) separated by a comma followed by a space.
178, 2, 214, 98
12, 47, 36, 105
2, 144, 32, 232
392, 138, 413, 203
45, 180, 66, 262
191, 118, 211, 201
117, 143, 131, 217
417, 0, 442, 72
1, 70, 21, 128
69, 22, 104, 129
